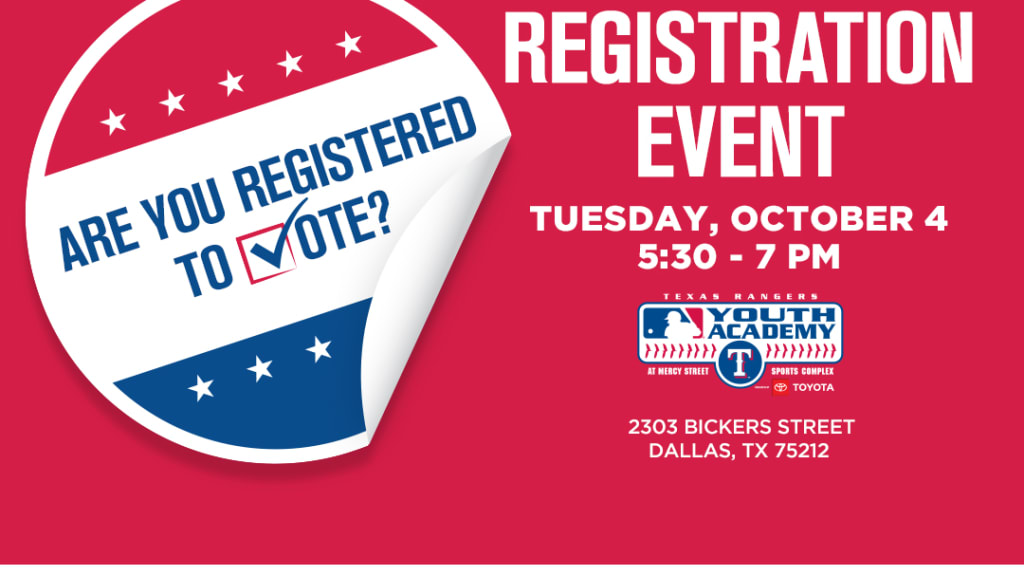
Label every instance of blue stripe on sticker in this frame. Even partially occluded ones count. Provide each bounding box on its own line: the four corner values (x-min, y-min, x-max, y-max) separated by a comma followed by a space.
115, 299, 371, 450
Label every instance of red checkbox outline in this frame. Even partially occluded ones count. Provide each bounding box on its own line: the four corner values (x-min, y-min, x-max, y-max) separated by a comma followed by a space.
236, 224, 297, 285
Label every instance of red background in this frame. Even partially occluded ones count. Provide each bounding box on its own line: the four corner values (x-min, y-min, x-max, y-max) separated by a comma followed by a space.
2, 0, 1022, 563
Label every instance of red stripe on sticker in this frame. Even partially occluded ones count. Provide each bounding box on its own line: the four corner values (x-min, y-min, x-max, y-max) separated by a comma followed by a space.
46, 0, 436, 175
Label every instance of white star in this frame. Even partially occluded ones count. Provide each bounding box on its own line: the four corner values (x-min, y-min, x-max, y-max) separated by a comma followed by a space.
307, 337, 332, 363
248, 356, 273, 382
189, 375, 214, 402
337, 32, 362, 57
159, 90, 185, 116
218, 70, 244, 96
100, 109, 126, 135
278, 51, 303, 77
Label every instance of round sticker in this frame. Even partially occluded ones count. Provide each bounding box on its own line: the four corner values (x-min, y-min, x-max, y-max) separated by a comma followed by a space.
27, 0, 510, 462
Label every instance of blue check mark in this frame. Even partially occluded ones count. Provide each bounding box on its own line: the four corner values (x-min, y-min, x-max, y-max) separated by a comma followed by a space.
250, 198, 308, 269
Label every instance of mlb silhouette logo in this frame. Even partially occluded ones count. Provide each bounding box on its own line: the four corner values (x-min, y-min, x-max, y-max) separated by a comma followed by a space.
772, 379, 790, 396
237, 224, 298, 284
642, 306, 705, 340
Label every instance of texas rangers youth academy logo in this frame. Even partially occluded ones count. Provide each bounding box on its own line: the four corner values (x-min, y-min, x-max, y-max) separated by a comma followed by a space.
638, 303, 843, 388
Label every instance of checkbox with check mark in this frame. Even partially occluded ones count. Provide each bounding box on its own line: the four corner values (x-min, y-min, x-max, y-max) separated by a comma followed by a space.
236, 199, 308, 285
